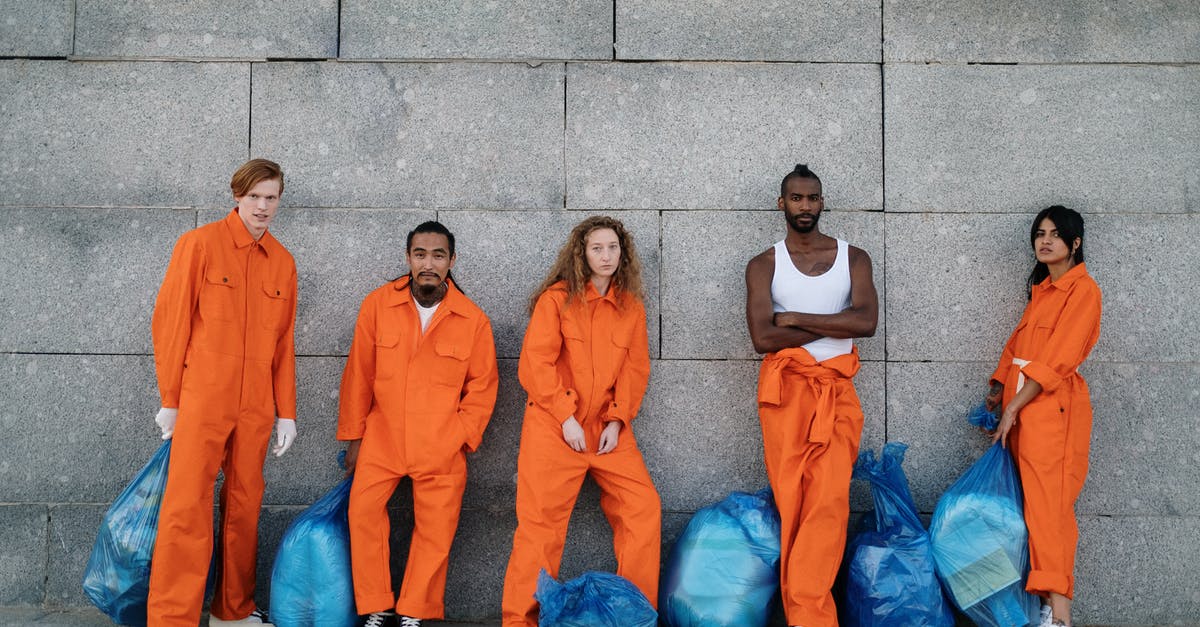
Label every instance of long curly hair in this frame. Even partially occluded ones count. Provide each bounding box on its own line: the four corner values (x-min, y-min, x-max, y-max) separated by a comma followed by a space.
528, 215, 645, 314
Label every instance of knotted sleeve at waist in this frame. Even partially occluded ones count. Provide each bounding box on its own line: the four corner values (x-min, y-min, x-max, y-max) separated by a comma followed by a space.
758, 346, 861, 445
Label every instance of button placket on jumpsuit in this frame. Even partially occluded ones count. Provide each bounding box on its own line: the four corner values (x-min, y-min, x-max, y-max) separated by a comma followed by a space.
147, 209, 297, 626
990, 262, 1101, 599
501, 282, 661, 627
338, 277, 498, 619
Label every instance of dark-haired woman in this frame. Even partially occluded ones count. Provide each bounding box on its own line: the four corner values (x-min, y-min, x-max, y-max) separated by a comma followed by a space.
986, 205, 1101, 627
500, 216, 661, 627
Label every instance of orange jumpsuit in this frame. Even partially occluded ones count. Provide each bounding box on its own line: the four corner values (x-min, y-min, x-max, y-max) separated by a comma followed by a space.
990, 262, 1101, 599
757, 346, 863, 627
501, 282, 661, 627
337, 276, 498, 619
148, 208, 297, 626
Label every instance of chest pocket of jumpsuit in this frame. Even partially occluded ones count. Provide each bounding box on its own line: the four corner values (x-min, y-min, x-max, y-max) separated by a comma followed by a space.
260, 282, 291, 331
200, 270, 239, 322
374, 332, 400, 381
432, 337, 470, 388
610, 330, 631, 371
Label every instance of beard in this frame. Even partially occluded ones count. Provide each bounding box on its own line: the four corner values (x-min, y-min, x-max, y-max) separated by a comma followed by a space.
411, 274, 447, 304
787, 212, 821, 234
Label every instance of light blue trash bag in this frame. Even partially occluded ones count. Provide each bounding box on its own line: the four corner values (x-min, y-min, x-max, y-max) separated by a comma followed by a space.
269, 475, 357, 627
535, 570, 657, 627
929, 442, 1040, 627
82, 441, 172, 627
659, 488, 781, 627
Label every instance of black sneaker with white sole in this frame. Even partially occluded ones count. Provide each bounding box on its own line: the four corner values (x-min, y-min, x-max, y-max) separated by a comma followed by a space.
362, 611, 395, 627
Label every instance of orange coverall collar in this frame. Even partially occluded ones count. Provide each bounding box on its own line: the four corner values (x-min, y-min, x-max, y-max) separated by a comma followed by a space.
582, 280, 622, 305
1036, 261, 1089, 294
225, 208, 284, 257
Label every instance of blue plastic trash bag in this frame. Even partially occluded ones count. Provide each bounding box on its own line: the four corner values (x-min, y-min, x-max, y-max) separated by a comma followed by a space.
660, 488, 781, 627
82, 441, 172, 627
535, 570, 657, 627
269, 476, 356, 627
930, 443, 1040, 627
843, 442, 954, 627
967, 402, 1000, 431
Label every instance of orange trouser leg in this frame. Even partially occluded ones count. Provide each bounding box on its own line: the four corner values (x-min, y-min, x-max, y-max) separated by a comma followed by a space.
501, 419, 588, 627
759, 380, 863, 627
209, 416, 273, 620
148, 412, 228, 627
348, 465, 404, 614
592, 443, 662, 608
1012, 398, 1092, 599
395, 461, 468, 619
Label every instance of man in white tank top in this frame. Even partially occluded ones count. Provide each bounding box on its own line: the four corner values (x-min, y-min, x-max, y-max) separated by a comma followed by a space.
744, 164, 878, 627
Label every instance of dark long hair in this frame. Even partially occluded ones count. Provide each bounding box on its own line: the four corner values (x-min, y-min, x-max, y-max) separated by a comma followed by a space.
391, 220, 461, 290
779, 163, 821, 198
1026, 205, 1084, 299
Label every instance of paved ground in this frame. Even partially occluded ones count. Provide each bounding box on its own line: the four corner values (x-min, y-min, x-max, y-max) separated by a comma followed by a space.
0, 608, 499, 626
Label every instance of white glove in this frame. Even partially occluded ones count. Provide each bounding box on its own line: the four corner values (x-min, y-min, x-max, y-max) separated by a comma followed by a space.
273, 418, 297, 457
155, 408, 178, 440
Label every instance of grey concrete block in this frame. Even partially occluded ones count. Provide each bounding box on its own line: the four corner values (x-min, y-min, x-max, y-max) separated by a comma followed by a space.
0, 60, 248, 208
884, 361, 1003, 513
0, 208, 193, 354
0, 506, 47, 605
640, 360, 885, 513
1, 354, 163, 503
341, 0, 611, 60
74, 0, 337, 59
251, 62, 565, 209
885, 213, 1029, 363
566, 63, 882, 210
616, 0, 880, 62
885, 0, 1200, 63
637, 359, 767, 511
200, 207, 437, 356
263, 357, 351, 505
662, 210, 884, 360
440, 210, 661, 360
1073, 515, 1200, 624
1080, 363, 1200, 518
0, 608, 116, 626
44, 505, 105, 608
884, 64, 1200, 213
1084, 214, 1200, 364
0, 0, 72, 56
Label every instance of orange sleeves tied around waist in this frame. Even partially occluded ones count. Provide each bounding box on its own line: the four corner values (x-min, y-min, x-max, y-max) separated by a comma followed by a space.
337, 276, 499, 461
147, 209, 297, 626
517, 281, 650, 427
990, 262, 1102, 599
757, 346, 863, 627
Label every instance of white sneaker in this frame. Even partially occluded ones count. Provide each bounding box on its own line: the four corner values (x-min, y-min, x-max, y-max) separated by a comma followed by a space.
364, 611, 395, 627
1038, 604, 1053, 627
398, 617, 422, 627
210, 608, 273, 626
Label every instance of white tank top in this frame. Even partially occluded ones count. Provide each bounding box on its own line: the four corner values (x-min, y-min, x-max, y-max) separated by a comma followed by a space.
771, 239, 853, 362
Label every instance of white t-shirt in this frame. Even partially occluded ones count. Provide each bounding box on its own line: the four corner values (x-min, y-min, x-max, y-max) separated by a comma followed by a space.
415, 300, 440, 333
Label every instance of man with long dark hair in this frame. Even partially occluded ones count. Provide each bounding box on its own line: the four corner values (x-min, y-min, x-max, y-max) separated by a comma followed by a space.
744, 164, 878, 627
338, 221, 499, 627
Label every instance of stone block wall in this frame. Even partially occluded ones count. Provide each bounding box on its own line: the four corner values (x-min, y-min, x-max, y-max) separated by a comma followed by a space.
1, 1, 1197, 624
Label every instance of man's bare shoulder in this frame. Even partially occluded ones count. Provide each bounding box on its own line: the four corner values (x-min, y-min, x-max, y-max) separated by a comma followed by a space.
847, 244, 873, 266
746, 245, 776, 272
